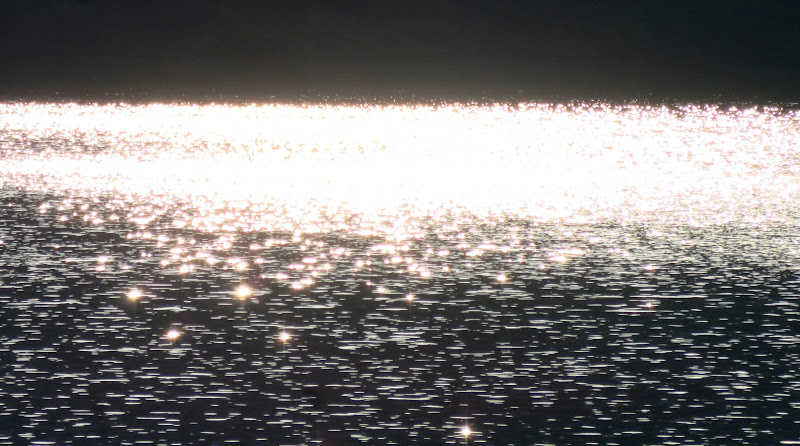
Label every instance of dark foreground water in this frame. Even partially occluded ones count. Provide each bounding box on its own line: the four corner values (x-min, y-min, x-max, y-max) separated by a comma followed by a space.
2, 102, 800, 445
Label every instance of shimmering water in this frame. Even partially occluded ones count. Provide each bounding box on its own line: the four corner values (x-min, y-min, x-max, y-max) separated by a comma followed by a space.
2, 102, 800, 445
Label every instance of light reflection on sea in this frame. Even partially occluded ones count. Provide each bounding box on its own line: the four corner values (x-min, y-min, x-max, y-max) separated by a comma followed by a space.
1, 102, 800, 444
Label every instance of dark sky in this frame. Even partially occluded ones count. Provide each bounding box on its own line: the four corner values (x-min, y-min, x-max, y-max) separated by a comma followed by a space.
2, 0, 799, 101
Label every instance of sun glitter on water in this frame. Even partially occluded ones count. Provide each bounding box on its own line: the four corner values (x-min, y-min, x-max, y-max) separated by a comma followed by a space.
3, 101, 800, 295
3, 102, 799, 230
3, 101, 800, 444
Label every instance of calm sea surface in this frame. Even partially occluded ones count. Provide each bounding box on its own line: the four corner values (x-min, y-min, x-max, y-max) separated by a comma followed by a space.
1, 102, 800, 445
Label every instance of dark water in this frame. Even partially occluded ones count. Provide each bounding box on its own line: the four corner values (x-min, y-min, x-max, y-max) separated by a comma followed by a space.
2, 188, 800, 445
2, 103, 800, 445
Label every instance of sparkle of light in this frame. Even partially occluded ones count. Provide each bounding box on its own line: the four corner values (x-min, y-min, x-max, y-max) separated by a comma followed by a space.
235, 284, 253, 299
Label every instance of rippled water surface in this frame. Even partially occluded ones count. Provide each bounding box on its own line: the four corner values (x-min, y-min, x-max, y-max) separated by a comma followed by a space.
2, 102, 800, 445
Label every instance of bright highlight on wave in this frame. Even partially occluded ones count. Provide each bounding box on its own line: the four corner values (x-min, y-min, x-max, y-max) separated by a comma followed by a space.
1, 102, 799, 227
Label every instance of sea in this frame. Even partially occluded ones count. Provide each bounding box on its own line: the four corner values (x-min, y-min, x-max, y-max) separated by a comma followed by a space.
1, 100, 800, 445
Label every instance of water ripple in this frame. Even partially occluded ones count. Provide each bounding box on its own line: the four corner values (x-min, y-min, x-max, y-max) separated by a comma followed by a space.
1, 102, 800, 444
